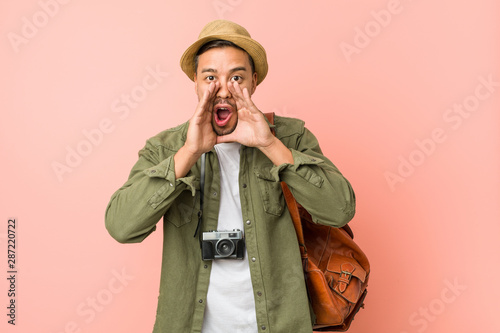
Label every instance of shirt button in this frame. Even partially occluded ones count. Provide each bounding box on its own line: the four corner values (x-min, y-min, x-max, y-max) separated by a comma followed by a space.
212, 192, 217, 197
169, 182, 173, 187
246, 220, 251, 225
199, 299, 203, 303
261, 325, 266, 330
242, 183, 247, 188
251, 257, 256, 262
257, 291, 262, 296
151, 170, 156, 174
204, 265, 208, 269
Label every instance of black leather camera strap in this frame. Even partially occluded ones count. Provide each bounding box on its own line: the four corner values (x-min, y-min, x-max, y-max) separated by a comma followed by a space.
193, 153, 206, 238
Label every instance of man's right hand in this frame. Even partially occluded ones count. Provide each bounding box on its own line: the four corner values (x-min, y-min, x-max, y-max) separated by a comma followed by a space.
185, 81, 220, 155
174, 81, 220, 179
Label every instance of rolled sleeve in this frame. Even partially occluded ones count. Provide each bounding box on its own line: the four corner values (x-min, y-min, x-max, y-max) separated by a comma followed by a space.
105, 126, 200, 243
269, 149, 325, 187
144, 155, 198, 210
268, 118, 356, 228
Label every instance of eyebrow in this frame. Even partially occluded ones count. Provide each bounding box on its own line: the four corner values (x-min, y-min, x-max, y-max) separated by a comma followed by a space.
229, 66, 247, 73
200, 66, 248, 74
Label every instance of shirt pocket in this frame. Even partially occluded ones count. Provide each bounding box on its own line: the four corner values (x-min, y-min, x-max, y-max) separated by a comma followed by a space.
254, 167, 285, 216
163, 191, 198, 228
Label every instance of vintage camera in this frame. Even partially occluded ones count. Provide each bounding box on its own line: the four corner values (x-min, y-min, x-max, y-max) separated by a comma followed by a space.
201, 229, 245, 260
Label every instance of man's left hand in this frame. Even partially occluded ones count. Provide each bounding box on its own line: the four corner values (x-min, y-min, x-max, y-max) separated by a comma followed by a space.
216, 81, 274, 149
217, 81, 294, 166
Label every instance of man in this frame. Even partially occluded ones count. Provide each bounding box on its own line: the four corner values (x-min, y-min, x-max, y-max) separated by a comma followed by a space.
105, 20, 355, 333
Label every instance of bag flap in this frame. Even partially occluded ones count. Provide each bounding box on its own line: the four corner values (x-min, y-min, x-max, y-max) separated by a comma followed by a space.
326, 256, 367, 283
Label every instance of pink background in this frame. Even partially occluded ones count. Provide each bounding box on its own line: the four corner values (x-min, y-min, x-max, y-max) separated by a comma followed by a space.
1, 0, 499, 332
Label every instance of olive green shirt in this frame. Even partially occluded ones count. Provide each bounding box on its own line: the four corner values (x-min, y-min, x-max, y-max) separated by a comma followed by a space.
105, 115, 355, 333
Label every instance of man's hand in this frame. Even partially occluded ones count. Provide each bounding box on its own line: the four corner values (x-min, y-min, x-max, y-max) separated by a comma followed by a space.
218, 82, 294, 166
217, 81, 274, 148
174, 81, 220, 178
185, 81, 220, 155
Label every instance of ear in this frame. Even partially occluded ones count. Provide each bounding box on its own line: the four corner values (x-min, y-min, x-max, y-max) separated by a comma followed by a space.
250, 72, 257, 95
193, 73, 198, 94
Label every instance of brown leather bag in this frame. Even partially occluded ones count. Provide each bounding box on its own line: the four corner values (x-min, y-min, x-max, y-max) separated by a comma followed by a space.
265, 113, 370, 331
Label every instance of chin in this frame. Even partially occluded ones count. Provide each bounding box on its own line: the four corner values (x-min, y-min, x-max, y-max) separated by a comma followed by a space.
214, 127, 236, 136
213, 121, 237, 136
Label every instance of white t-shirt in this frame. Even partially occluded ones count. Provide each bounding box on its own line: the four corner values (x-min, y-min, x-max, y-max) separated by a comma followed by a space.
201, 142, 258, 333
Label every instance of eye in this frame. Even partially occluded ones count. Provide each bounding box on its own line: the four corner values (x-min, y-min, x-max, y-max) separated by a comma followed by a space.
206, 75, 215, 81
231, 75, 242, 82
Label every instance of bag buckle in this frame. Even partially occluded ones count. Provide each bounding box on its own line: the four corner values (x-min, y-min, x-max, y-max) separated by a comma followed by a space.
340, 269, 353, 282
336, 263, 355, 293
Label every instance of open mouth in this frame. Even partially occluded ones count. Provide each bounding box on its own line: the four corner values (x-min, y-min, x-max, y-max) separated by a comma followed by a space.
214, 104, 233, 127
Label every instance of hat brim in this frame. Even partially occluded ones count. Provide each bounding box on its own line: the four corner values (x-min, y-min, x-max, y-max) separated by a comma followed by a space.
180, 34, 268, 86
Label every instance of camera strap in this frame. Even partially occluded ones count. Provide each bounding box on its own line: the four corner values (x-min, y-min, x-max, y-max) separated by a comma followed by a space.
193, 153, 206, 238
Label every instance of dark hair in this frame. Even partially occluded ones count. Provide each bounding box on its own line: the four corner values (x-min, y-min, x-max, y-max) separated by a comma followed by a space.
194, 40, 256, 75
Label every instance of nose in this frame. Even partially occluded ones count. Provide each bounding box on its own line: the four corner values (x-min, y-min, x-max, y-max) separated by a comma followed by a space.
216, 81, 232, 99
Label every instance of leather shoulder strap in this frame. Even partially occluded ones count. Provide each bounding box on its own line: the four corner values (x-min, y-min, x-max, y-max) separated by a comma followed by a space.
193, 153, 206, 238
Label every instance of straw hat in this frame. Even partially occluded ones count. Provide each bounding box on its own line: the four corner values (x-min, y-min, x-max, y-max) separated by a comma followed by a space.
180, 20, 268, 85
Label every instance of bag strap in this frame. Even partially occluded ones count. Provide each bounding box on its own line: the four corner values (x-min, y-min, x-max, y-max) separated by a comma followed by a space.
281, 182, 308, 258
193, 153, 206, 238
263, 112, 355, 241
264, 112, 308, 259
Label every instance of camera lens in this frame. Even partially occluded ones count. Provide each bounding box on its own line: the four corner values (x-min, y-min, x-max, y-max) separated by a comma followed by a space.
216, 239, 235, 257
